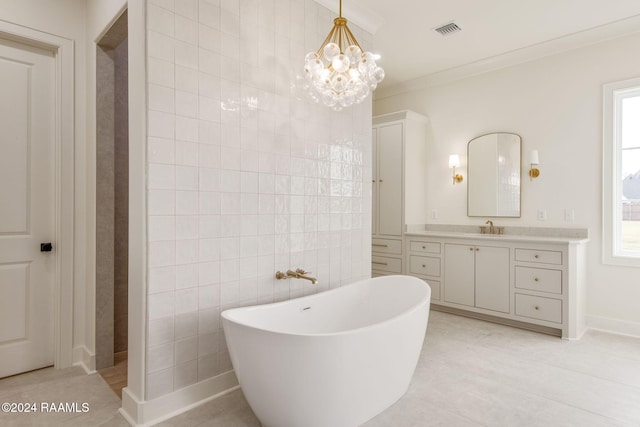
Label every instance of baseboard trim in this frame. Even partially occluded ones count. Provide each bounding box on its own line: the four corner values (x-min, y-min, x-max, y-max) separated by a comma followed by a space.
119, 370, 239, 426
586, 315, 640, 338
431, 304, 563, 337
72, 345, 96, 374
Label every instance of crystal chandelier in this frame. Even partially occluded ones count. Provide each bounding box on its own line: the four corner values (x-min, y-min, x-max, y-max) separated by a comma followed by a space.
303, 0, 385, 111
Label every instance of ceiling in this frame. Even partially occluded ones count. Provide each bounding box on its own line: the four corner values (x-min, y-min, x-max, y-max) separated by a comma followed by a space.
314, 0, 640, 97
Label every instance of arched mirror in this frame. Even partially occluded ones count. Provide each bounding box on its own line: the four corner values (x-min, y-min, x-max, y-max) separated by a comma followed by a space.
467, 132, 521, 217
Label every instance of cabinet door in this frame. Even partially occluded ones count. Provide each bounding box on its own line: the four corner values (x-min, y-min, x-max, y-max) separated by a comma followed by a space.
372, 128, 378, 235
475, 246, 510, 313
377, 123, 403, 236
444, 244, 475, 306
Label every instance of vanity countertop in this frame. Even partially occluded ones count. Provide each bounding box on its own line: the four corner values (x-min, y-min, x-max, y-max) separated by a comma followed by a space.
404, 225, 589, 244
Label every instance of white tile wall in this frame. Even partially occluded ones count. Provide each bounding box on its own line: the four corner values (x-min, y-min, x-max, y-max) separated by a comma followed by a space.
145, 0, 372, 399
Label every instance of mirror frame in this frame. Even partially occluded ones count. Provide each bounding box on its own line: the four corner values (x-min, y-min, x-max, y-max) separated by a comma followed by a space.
467, 132, 522, 218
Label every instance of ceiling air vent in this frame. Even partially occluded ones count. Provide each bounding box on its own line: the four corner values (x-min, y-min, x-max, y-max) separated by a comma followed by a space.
435, 22, 461, 36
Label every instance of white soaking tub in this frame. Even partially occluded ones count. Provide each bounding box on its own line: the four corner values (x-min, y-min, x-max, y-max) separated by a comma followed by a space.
221, 275, 431, 427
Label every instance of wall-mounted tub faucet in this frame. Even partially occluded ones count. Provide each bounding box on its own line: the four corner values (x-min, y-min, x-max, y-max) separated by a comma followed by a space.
276, 268, 318, 284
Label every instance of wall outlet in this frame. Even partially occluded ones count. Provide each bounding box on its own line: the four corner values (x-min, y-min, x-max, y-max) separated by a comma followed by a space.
537, 209, 547, 221
431, 209, 438, 220
565, 209, 575, 222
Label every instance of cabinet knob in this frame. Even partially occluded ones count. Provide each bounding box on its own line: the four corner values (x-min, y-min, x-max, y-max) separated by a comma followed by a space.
534, 306, 540, 310
422, 264, 426, 268
534, 254, 539, 259
475, 247, 479, 251
469, 247, 474, 251
534, 277, 539, 282
372, 179, 375, 183
422, 245, 426, 249
379, 179, 383, 183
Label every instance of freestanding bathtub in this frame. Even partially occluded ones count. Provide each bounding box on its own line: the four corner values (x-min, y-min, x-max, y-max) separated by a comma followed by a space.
221, 275, 431, 427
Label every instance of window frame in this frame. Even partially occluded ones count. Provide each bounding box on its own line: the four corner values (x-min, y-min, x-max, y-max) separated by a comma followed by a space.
602, 77, 640, 267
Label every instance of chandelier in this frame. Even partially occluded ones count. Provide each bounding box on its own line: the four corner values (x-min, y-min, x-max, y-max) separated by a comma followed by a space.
303, 0, 385, 111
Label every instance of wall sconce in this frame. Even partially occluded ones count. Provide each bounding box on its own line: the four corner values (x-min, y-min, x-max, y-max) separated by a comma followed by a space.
449, 154, 463, 184
529, 150, 540, 180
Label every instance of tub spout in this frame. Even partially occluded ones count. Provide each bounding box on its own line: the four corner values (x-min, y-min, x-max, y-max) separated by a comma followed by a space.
276, 269, 318, 284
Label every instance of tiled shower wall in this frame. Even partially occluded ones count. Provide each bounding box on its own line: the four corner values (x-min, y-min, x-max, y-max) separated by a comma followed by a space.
144, 0, 373, 399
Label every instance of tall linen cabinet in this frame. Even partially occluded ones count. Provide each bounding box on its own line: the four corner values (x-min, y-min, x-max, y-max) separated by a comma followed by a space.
371, 111, 429, 276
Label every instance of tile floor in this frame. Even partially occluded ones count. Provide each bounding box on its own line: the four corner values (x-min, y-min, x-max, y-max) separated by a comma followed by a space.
1, 311, 639, 426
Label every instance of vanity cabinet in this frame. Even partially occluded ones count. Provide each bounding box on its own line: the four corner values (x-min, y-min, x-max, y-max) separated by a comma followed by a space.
443, 244, 510, 313
404, 231, 588, 339
405, 238, 442, 300
371, 111, 428, 276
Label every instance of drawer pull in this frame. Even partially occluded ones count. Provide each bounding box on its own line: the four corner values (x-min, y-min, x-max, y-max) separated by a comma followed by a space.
372, 243, 388, 247
422, 245, 426, 249
535, 306, 540, 310
372, 261, 388, 266
534, 254, 539, 259
422, 264, 426, 268
534, 277, 539, 282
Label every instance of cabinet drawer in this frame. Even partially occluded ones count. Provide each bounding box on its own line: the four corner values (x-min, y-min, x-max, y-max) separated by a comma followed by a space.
409, 255, 440, 276
515, 294, 562, 324
515, 266, 562, 294
409, 240, 441, 254
515, 249, 562, 265
371, 256, 402, 273
426, 280, 441, 301
372, 238, 402, 255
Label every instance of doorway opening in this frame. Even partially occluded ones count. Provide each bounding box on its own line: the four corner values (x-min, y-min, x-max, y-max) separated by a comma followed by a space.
95, 10, 128, 399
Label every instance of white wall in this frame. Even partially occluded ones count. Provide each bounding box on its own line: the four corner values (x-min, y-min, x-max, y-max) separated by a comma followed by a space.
374, 32, 640, 334
140, 0, 372, 413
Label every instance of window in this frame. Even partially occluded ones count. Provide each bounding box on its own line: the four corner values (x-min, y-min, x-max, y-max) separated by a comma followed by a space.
603, 77, 640, 266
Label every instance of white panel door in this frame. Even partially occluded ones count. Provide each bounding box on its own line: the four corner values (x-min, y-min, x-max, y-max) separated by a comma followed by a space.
444, 244, 475, 306
0, 37, 55, 378
377, 123, 402, 236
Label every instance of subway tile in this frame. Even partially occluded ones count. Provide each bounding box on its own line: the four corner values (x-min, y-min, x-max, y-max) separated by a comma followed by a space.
175, 263, 198, 289
175, 90, 199, 118
176, 190, 198, 215
148, 4, 175, 37
198, 306, 220, 335
176, 239, 198, 264
148, 30, 175, 63
148, 342, 175, 373
147, 367, 174, 399
175, 65, 199, 94
175, 0, 197, 19
174, 360, 198, 390
148, 291, 175, 320
148, 163, 175, 189
174, 311, 198, 340
148, 216, 176, 242
148, 137, 176, 164
148, 316, 174, 347
175, 15, 198, 45
149, 265, 176, 295
175, 288, 198, 314
198, 283, 220, 308
148, 57, 175, 88
175, 140, 198, 166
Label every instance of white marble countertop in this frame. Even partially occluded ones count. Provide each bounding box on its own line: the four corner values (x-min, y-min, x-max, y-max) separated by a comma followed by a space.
404, 229, 590, 244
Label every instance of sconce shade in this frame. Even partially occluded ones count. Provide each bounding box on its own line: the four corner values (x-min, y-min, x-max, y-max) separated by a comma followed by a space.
449, 154, 460, 168
530, 150, 539, 165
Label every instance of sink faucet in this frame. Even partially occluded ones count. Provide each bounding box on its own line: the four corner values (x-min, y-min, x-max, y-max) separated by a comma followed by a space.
275, 268, 318, 284
485, 220, 494, 234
